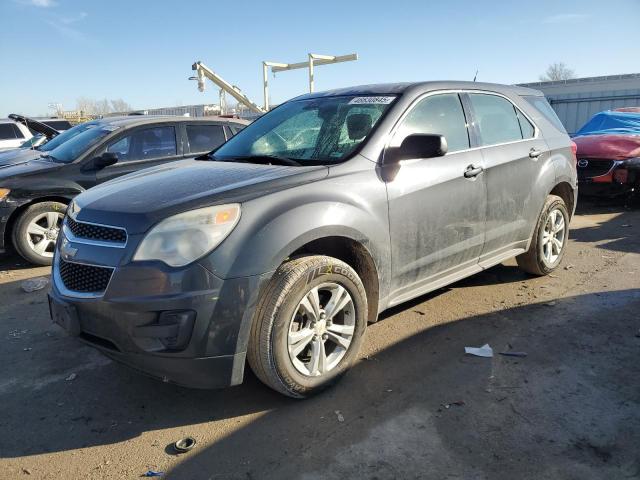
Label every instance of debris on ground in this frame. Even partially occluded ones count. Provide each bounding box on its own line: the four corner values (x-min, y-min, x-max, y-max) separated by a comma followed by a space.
335, 410, 345, 422
141, 471, 164, 477
65, 373, 77, 381
464, 344, 493, 357
545, 301, 557, 306
174, 436, 196, 453
21, 277, 49, 293
564, 264, 574, 270
8, 329, 28, 339
621, 224, 632, 227
22, 468, 31, 475
499, 351, 528, 358
441, 400, 465, 409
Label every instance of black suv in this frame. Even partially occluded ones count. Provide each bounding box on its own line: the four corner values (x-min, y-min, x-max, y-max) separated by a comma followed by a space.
49, 82, 576, 398
0, 116, 247, 264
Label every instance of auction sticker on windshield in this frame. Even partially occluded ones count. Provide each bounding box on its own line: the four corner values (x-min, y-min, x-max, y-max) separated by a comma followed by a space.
348, 96, 395, 105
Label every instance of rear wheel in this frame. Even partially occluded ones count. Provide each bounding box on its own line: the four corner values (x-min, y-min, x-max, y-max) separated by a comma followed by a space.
12, 201, 66, 266
517, 195, 569, 275
248, 255, 368, 398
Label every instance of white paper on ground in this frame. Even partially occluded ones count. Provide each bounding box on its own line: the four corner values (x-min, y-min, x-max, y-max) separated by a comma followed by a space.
464, 344, 493, 357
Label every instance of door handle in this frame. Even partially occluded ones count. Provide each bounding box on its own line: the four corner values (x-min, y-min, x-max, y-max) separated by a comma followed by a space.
464, 164, 484, 178
529, 148, 542, 158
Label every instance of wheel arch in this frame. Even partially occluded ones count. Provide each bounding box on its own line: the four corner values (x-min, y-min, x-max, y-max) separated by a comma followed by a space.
549, 181, 576, 219
289, 235, 380, 324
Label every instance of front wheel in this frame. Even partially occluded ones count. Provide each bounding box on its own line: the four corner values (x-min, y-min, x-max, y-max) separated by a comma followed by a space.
12, 201, 66, 266
248, 255, 368, 398
517, 194, 569, 275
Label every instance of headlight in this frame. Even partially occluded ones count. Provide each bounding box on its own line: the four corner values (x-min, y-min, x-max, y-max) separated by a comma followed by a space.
0, 188, 10, 201
133, 204, 241, 267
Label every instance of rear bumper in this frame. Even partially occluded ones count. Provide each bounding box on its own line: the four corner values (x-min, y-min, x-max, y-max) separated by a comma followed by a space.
49, 256, 270, 389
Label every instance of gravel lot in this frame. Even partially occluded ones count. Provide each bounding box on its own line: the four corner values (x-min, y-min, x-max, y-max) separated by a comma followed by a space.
1, 200, 639, 480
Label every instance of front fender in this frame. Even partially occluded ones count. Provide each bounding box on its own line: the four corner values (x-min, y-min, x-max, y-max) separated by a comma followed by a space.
200, 200, 390, 281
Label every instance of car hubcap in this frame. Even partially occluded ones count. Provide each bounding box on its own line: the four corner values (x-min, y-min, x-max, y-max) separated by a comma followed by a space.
288, 282, 355, 377
25, 212, 63, 258
542, 208, 565, 264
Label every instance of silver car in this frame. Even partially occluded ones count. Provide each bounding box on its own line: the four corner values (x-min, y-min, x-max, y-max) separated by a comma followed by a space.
49, 81, 577, 398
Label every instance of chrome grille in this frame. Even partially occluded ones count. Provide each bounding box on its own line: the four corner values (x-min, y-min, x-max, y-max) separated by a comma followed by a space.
65, 216, 127, 244
58, 259, 113, 293
577, 158, 615, 180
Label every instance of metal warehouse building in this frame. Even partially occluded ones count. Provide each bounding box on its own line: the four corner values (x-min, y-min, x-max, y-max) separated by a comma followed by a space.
519, 73, 640, 135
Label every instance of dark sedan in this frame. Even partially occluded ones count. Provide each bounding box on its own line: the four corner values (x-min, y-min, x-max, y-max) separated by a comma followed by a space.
0, 115, 248, 264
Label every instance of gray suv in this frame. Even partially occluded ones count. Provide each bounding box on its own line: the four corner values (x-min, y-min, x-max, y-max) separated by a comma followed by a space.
48, 82, 577, 398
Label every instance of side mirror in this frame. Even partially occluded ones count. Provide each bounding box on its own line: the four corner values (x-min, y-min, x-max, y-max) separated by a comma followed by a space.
93, 152, 118, 169
387, 134, 448, 164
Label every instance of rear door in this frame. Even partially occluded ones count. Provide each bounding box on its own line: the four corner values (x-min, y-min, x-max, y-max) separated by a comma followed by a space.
386, 92, 487, 303
95, 124, 182, 184
184, 123, 227, 156
464, 92, 547, 264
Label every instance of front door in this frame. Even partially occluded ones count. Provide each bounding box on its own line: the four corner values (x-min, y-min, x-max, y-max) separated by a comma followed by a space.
386, 92, 487, 304
95, 124, 183, 185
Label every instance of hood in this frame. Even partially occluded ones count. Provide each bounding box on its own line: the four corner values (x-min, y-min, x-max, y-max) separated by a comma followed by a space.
8, 114, 59, 139
74, 159, 329, 234
0, 157, 60, 181
573, 134, 640, 161
0, 148, 43, 167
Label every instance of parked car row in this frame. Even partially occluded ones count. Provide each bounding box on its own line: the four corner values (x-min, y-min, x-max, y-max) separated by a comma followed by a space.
0, 115, 72, 151
0, 115, 248, 264
33, 81, 577, 397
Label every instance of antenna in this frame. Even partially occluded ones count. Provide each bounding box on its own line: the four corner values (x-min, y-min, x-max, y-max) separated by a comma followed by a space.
473, 70, 479, 82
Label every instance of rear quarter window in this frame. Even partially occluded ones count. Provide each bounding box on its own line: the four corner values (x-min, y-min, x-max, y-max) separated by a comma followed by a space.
524, 96, 567, 133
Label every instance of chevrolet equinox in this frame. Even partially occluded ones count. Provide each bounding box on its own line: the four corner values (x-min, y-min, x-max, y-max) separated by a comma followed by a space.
48, 82, 577, 398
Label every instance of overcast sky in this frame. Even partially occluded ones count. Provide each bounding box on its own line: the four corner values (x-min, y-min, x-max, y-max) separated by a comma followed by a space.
1, 0, 639, 116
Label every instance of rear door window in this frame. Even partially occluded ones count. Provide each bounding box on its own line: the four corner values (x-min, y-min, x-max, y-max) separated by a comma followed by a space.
186, 124, 226, 153
106, 126, 177, 162
0, 124, 16, 140
468, 94, 525, 146
393, 93, 470, 153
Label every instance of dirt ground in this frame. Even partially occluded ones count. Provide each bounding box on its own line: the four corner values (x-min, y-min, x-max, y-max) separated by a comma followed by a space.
1, 200, 639, 480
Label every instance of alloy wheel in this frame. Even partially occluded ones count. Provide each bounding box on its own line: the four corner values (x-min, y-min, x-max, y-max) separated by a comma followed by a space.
542, 208, 566, 264
288, 282, 356, 377
25, 211, 63, 258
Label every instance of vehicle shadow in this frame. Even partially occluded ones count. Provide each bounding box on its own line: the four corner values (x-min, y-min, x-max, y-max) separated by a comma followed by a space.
2, 276, 639, 480
0, 250, 49, 273
571, 198, 640, 253
167, 288, 640, 479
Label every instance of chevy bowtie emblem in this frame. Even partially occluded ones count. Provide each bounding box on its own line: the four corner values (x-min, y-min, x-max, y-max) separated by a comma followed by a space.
60, 238, 78, 258
577, 159, 589, 168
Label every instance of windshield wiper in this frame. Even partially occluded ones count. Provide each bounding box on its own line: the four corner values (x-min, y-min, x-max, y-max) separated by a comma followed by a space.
39, 153, 59, 162
214, 154, 302, 167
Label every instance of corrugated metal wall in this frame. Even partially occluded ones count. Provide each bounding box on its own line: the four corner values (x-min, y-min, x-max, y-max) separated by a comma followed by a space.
519, 74, 640, 135
547, 89, 640, 134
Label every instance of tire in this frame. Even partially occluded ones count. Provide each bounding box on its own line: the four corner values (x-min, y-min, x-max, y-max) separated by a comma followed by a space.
12, 201, 66, 266
248, 255, 368, 398
517, 195, 569, 276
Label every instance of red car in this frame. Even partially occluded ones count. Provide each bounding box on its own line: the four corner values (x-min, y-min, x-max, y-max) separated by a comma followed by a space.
573, 109, 640, 197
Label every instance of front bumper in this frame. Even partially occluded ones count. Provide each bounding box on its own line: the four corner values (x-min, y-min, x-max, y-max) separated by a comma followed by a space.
0, 204, 17, 253
49, 251, 270, 389
577, 159, 639, 197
